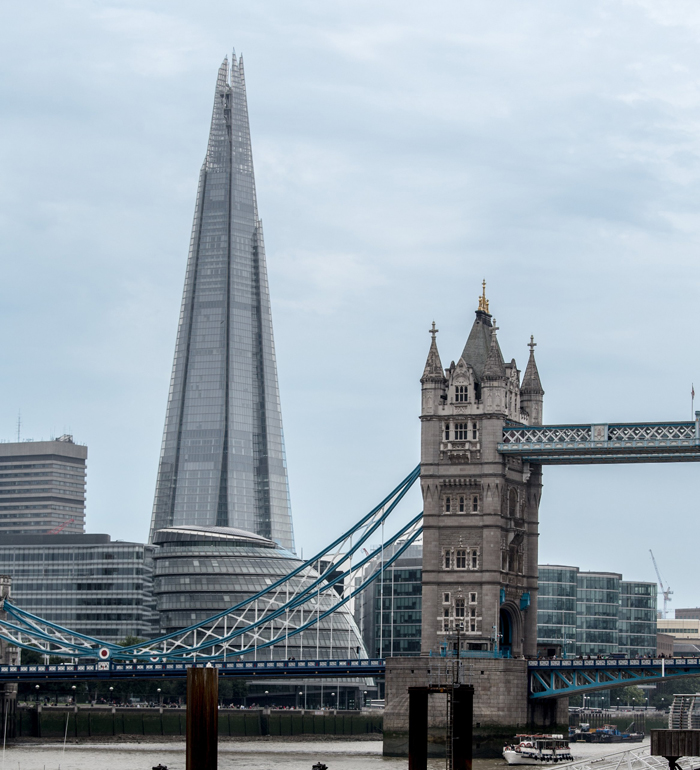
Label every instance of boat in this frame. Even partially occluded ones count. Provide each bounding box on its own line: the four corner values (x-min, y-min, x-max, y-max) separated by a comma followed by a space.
503, 734, 573, 765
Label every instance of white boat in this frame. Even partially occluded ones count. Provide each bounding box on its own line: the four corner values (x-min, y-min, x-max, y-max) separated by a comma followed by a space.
503, 734, 574, 765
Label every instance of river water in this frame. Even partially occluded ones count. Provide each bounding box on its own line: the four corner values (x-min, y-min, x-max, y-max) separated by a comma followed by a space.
0, 736, 650, 770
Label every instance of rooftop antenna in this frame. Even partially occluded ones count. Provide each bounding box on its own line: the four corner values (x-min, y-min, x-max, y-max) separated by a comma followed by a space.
16, 411, 21, 443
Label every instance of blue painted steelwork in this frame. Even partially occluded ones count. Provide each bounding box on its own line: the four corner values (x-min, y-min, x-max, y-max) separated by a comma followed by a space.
499, 421, 700, 464
0, 658, 386, 682
0, 468, 422, 662
529, 657, 700, 699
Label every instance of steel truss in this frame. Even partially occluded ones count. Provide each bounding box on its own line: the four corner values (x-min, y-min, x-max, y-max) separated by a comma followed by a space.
0, 467, 422, 663
499, 420, 700, 464
529, 658, 700, 699
555, 746, 699, 770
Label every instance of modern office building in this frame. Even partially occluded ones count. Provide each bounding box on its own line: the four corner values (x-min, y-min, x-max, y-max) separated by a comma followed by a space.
354, 541, 423, 658
619, 580, 657, 656
537, 565, 656, 658
150, 54, 294, 552
536, 565, 578, 656
0, 534, 155, 643
152, 525, 365, 659
0, 436, 86, 535
576, 571, 622, 657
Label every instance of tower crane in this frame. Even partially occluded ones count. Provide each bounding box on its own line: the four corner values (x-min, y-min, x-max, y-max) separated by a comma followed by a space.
649, 549, 673, 619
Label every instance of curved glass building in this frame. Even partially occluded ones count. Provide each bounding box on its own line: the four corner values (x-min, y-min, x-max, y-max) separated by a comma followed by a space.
152, 525, 366, 660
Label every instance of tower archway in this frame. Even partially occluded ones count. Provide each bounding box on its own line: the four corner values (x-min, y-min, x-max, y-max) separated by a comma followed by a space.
499, 601, 523, 658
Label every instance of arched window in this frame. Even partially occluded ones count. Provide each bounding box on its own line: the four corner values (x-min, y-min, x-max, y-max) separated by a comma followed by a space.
455, 549, 467, 569
445, 496, 451, 513
472, 496, 478, 512
508, 488, 517, 517
458, 496, 465, 513
455, 385, 468, 402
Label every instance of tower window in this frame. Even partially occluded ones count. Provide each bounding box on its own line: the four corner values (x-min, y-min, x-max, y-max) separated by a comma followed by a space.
459, 496, 465, 513
472, 422, 478, 440
445, 496, 451, 513
443, 592, 451, 604
443, 550, 451, 569
444, 423, 450, 441
469, 608, 477, 632
455, 423, 467, 440
443, 607, 451, 632
454, 597, 465, 619
455, 549, 467, 569
472, 496, 478, 512
469, 592, 477, 604
455, 385, 468, 402
471, 549, 479, 570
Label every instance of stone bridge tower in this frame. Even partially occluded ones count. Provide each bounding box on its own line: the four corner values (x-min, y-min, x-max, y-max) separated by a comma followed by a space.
419, 284, 544, 658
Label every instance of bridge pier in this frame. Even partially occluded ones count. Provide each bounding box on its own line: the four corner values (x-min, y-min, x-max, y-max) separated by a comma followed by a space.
384, 657, 567, 758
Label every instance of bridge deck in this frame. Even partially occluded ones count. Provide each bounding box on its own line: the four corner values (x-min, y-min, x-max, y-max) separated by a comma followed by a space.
0, 658, 386, 682
498, 421, 700, 464
529, 657, 699, 698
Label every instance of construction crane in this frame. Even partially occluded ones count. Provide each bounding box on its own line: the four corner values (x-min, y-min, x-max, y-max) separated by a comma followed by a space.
47, 518, 74, 535
650, 549, 673, 618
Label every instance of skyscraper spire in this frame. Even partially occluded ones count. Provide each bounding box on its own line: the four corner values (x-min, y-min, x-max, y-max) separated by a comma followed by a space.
150, 54, 295, 551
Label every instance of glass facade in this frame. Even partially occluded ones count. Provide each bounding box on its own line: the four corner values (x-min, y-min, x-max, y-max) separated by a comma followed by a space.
150, 55, 294, 552
0, 437, 86, 535
537, 566, 657, 658
576, 572, 621, 656
619, 580, 658, 656
354, 542, 423, 657
537, 566, 578, 656
153, 526, 366, 660
0, 534, 155, 642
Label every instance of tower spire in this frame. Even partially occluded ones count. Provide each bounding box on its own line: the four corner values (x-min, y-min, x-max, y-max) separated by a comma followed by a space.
482, 318, 506, 380
521, 335, 544, 394
422, 322, 445, 382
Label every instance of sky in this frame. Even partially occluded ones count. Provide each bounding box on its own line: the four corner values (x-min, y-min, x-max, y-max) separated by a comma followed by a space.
1, 1, 699, 612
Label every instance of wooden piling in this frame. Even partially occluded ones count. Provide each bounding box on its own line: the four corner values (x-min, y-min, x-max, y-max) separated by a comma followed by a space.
186, 667, 218, 770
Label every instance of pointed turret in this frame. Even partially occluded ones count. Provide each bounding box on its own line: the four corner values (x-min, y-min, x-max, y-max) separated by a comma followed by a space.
461, 281, 504, 381
521, 335, 544, 425
482, 320, 506, 381
422, 322, 445, 382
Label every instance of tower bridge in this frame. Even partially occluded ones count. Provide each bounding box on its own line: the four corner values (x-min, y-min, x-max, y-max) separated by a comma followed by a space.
1, 284, 698, 754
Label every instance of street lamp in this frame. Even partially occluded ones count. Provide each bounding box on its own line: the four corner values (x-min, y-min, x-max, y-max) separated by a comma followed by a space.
71, 685, 76, 705
34, 684, 40, 706
157, 688, 162, 707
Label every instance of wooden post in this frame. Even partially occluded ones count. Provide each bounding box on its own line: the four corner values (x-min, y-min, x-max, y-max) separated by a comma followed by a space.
408, 687, 429, 770
452, 684, 474, 770
187, 667, 218, 770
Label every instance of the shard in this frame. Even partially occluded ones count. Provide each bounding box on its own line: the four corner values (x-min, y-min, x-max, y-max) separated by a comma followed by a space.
150, 54, 295, 552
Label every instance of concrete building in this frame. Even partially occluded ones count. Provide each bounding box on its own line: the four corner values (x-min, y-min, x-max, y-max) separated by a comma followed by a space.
0, 534, 155, 643
657, 617, 700, 655
675, 609, 700, 620
150, 55, 294, 551
0, 436, 86, 535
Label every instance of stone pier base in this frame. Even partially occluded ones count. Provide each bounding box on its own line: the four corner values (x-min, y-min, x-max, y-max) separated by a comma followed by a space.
383, 656, 567, 757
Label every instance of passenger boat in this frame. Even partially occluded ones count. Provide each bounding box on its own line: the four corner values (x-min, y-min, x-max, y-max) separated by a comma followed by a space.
503, 734, 573, 765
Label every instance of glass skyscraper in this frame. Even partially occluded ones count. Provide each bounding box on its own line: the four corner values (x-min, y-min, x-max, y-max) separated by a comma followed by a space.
150, 54, 294, 551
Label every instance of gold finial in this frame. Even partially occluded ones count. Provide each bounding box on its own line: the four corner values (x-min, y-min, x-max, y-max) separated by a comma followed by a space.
478, 279, 489, 313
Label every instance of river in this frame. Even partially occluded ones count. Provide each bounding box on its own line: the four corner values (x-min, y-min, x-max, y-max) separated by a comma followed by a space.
0, 735, 651, 770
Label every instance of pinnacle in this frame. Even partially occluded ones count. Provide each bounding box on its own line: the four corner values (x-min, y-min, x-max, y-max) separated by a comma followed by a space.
521, 337, 544, 394
482, 325, 506, 380
422, 327, 445, 383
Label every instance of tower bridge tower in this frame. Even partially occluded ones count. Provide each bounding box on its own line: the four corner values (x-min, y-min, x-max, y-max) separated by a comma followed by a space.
419, 284, 544, 658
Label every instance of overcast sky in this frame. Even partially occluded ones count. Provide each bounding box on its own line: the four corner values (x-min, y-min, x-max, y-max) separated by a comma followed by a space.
1, 1, 699, 612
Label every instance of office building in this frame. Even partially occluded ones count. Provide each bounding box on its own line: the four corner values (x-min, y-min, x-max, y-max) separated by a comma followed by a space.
150, 54, 294, 551
675, 609, 700, 621
537, 565, 656, 658
354, 541, 423, 658
0, 534, 155, 643
0, 436, 86, 535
